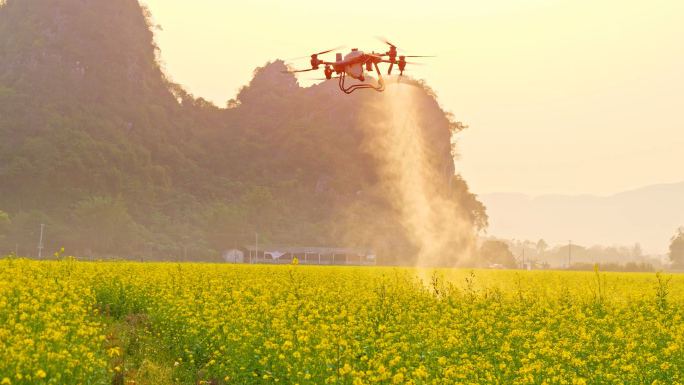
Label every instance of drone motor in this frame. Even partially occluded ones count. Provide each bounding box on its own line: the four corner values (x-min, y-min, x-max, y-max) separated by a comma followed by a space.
398, 56, 407, 75
310, 55, 321, 70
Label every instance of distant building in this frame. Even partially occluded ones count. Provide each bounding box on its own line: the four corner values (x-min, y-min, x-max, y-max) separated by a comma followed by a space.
222, 249, 244, 263
221, 246, 376, 265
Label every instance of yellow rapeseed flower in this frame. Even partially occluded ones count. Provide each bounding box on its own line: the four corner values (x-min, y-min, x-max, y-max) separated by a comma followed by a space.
2, 256, 684, 383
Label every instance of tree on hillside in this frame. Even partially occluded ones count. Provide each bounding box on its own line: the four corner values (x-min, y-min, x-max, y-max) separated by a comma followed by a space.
478, 240, 517, 268
6, 210, 71, 258
0, 210, 10, 248
451, 175, 488, 234
669, 227, 684, 269
536, 239, 549, 255
0, 210, 10, 231
73, 195, 133, 255
630, 243, 645, 260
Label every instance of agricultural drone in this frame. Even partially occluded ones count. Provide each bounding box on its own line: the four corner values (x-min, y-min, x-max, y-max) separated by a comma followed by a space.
282, 37, 434, 94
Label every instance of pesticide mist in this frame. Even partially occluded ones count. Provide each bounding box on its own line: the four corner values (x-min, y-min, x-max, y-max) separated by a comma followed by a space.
361, 82, 475, 267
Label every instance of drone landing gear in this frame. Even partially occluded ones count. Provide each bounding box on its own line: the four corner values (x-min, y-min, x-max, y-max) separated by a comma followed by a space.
339, 62, 385, 94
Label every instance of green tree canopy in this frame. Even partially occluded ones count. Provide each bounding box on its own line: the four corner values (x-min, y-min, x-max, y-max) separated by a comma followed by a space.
669, 227, 684, 269
73, 195, 133, 255
0, 210, 10, 232
478, 240, 516, 269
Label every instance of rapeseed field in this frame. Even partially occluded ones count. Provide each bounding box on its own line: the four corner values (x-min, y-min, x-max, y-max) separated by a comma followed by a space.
1, 255, 683, 384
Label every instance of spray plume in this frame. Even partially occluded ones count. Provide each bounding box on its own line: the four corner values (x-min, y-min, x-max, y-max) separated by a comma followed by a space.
360, 83, 476, 267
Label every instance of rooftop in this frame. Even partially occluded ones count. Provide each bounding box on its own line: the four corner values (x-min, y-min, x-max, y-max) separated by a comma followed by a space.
242, 245, 375, 255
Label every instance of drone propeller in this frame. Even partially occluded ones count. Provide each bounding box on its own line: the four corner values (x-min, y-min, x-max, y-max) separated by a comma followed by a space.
286, 45, 347, 61
374, 37, 433, 61
374, 36, 402, 50
281, 68, 317, 74
313, 45, 346, 56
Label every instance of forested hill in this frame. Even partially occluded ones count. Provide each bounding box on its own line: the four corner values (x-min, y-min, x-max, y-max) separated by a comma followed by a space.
0, 0, 486, 265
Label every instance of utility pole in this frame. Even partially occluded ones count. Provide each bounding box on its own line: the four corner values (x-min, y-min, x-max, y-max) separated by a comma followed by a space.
38, 224, 44, 260
255, 233, 258, 263
568, 240, 571, 268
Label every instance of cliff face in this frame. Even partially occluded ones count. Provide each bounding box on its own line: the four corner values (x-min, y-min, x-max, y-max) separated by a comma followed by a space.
0, 0, 485, 265
0, 0, 167, 107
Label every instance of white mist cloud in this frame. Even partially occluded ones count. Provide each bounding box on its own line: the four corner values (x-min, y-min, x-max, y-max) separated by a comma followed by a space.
361, 83, 475, 267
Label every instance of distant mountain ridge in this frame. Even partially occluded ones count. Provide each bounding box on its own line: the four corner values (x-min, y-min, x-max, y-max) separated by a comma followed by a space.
479, 181, 684, 252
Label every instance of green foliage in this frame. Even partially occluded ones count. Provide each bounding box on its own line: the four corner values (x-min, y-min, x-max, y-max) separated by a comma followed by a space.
0, 210, 9, 231
9, 260, 684, 384
668, 226, 684, 269
478, 240, 517, 268
501, 238, 659, 268
73, 195, 134, 255
0, 209, 9, 246
0, 0, 487, 264
655, 269, 672, 311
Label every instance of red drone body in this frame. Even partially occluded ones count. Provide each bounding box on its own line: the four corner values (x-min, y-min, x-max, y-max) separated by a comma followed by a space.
283, 37, 434, 94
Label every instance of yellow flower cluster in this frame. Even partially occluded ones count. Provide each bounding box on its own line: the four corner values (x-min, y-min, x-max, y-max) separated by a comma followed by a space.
0, 257, 108, 384
2, 257, 684, 384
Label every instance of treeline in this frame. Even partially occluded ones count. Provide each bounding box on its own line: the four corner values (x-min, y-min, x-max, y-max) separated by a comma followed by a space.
0, 0, 486, 264
477, 237, 667, 271
567, 261, 655, 273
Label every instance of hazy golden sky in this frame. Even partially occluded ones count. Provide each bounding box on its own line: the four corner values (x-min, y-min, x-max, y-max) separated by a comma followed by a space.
143, 0, 684, 196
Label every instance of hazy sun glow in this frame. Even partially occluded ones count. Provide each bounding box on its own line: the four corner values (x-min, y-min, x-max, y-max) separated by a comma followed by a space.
143, 0, 684, 196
